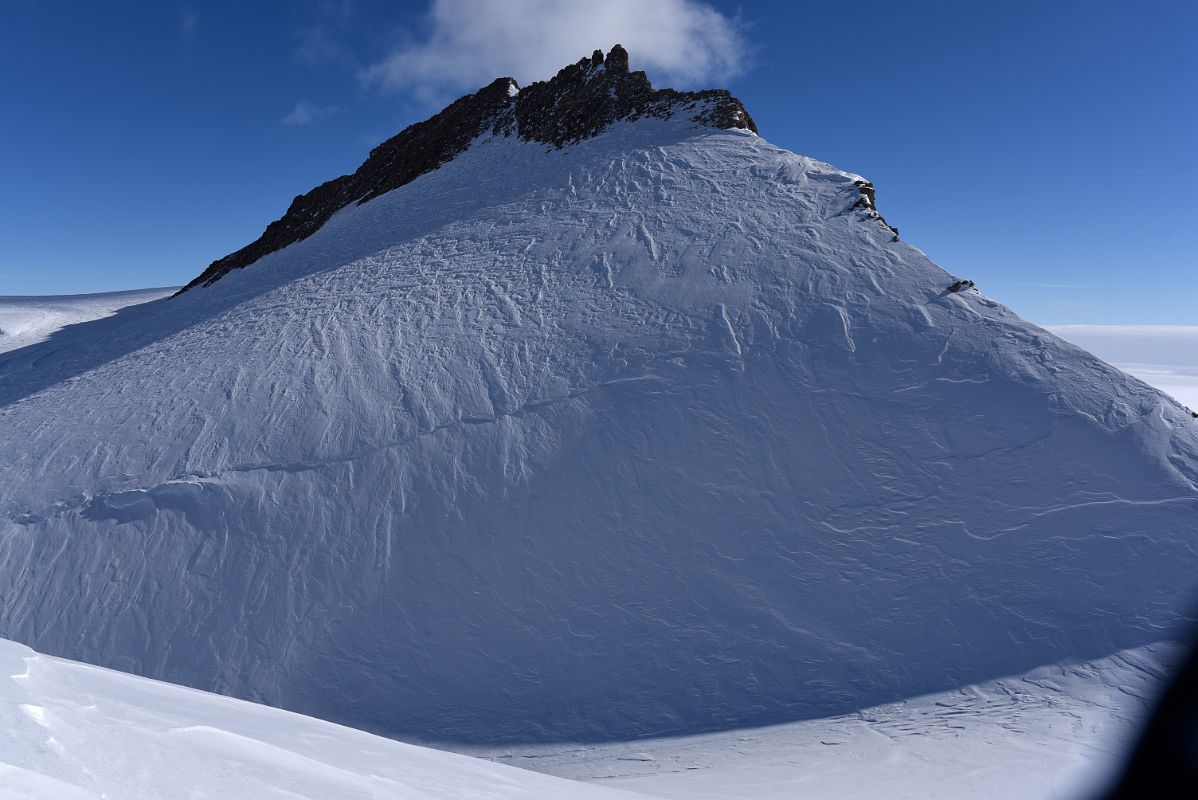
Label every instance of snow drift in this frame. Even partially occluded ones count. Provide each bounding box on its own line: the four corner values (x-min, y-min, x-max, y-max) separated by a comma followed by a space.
0, 636, 645, 800
1, 47, 1196, 745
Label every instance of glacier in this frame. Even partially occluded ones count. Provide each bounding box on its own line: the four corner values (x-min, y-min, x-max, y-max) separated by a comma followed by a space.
1, 111, 1197, 747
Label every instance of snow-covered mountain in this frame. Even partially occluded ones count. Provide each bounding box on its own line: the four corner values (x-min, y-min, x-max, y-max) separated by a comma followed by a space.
1, 46, 1196, 747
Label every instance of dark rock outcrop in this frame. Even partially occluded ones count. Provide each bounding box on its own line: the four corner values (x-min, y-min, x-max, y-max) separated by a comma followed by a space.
852, 179, 900, 241
179, 45, 756, 292
507, 45, 755, 149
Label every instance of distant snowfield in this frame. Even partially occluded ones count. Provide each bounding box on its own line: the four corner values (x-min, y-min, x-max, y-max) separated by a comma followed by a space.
0, 288, 176, 354
1049, 325, 1198, 411
0, 637, 645, 800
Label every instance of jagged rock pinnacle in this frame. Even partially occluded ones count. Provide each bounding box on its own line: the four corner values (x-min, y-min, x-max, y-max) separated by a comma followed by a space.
180, 45, 756, 292
606, 43, 630, 72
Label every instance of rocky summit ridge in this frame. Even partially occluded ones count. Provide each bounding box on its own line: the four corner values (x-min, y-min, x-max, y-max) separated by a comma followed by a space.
180, 45, 756, 292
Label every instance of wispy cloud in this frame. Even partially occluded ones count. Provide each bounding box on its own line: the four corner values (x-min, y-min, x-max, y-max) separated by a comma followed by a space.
1013, 282, 1092, 290
295, 24, 356, 68
180, 10, 199, 44
1048, 325, 1198, 337
292, 0, 362, 66
361, 0, 748, 100
283, 101, 341, 127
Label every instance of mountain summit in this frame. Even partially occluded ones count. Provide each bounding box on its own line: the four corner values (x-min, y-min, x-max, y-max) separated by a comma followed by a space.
1, 48, 1196, 745
181, 45, 755, 292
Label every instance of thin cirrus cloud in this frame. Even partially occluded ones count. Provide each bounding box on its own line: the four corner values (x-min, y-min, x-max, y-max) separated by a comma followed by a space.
361, 0, 748, 100
282, 101, 341, 127
296, 24, 357, 68
179, 10, 199, 45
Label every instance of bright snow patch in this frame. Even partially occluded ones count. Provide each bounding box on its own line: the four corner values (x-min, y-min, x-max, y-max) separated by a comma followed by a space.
0, 637, 647, 800
0, 288, 176, 354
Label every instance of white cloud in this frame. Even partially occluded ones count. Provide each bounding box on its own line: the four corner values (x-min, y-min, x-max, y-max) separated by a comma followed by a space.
283, 101, 341, 127
362, 0, 747, 98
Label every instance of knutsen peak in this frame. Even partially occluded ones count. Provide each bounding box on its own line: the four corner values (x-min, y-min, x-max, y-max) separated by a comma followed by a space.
2, 45, 1195, 746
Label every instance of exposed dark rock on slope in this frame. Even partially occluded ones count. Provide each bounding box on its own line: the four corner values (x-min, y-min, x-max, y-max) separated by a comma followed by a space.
179, 45, 755, 292
852, 179, 899, 239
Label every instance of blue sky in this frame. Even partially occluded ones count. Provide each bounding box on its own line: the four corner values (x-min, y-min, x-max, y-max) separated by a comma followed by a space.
1, 0, 1194, 324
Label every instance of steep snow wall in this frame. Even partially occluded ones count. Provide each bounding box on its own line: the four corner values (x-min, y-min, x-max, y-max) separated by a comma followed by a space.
1, 120, 1196, 743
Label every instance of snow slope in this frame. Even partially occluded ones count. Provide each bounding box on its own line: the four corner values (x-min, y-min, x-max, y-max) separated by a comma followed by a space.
0, 632, 1171, 800
1, 119, 1196, 745
0, 637, 648, 800
1049, 325, 1198, 411
488, 644, 1176, 800
0, 288, 176, 354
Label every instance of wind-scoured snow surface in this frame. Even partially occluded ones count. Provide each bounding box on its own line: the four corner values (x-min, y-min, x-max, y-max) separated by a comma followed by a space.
1, 120, 1197, 745
0, 288, 176, 354
0, 637, 646, 800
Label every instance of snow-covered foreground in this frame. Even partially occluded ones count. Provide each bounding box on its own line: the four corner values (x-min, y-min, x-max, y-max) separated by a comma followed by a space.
0, 631, 1166, 800
0, 288, 176, 354
486, 645, 1174, 800
1049, 325, 1198, 411
0, 636, 647, 800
